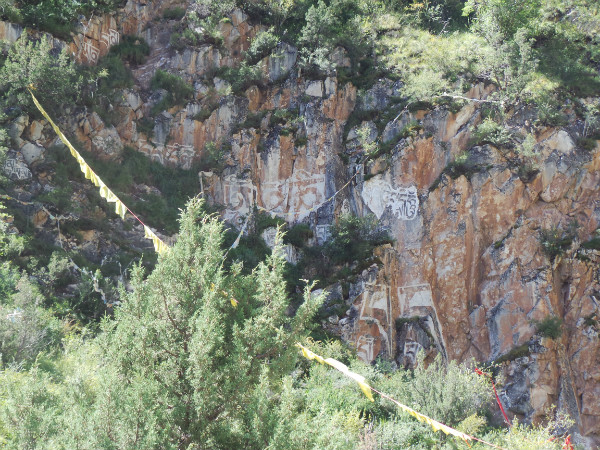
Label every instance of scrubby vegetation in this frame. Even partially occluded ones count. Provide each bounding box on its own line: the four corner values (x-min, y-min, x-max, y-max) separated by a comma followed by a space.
150, 70, 195, 115
539, 222, 579, 262
108, 34, 150, 65
0, 0, 125, 38
0, 200, 571, 449
532, 315, 563, 339
0, 0, 598, 447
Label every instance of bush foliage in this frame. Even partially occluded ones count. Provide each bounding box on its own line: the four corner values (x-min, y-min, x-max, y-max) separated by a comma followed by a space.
0, 1, 594, 447
150, 70, 195, 114
108, 35, 150, 65
0, 35, 81, 116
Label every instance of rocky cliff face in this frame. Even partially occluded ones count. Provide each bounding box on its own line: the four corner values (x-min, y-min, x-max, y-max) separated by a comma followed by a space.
2, 0, 599, 445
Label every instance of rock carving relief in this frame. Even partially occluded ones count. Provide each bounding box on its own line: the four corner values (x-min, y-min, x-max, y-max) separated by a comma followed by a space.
165, 143, 195, 169
222, 174, 257, 224
136, 141, 197, 169
3, 158, 32, 180
361, 175, 418, 220
82, 40, 100, 64
396, 283, 447, 361
315, 224, 331, 245
357, 336, 376, 362
100, 29, 119, 48
356, 281, 392, 363
403, 340, 424, 366
138, 139, 164, 165
398, 283, 434, 315
260, 169, 326, 220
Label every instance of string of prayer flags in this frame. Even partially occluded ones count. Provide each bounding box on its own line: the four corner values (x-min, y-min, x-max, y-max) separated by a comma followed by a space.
297, 342, 326, 364
144, 225, 169, 255
297, 343, 488, 445
296, 343, 374, 401
230, 214, 250, 249
372, 387, 473, 442
28, 88, 169, 255
324, 357, 374, 402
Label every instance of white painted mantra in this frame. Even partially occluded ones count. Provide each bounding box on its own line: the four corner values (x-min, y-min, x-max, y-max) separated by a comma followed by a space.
3, 158, 31, 180
83, 40, 100, 64
361, 175, 419, 220
100, 29, 119, 48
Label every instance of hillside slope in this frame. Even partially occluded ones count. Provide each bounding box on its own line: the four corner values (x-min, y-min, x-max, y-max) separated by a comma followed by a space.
0, 0, 599, 445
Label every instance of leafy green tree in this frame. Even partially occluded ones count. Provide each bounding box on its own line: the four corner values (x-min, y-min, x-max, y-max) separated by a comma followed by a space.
0, 275, 63, 368
463, 0, 541, 40
0, 0, 20, 22
298, 0, 370, 73
0, 35, 82, 116
94, 198, 323, 449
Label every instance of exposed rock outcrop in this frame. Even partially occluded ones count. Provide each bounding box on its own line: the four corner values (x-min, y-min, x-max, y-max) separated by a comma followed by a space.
1, 0, 598, 443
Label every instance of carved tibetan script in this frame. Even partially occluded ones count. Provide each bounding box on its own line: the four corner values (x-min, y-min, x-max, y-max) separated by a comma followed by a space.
100, 29, 119, 48
361, 176, 419, 220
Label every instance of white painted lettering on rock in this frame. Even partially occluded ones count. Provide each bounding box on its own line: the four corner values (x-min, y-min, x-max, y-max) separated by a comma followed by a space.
100, 29, 119, 48
356, 281, 392, 362
3, 158, 32, 180
361, 175, 418, 220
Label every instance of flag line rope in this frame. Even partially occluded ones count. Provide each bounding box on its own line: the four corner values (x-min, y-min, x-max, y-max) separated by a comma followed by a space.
28, 88, 169, 255
23, 90, 564, 450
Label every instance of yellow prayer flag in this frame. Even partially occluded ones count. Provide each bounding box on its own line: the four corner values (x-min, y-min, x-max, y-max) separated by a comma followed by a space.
114, 200, 127, 219
324, 358, 349, 373
298, 347, 373, 400
297, 343, 476, 443
144, 225, 154, 240
357, 381, 374, 401
103, 189, 118, 203
29, 88, 172, 256
89, 172, 100, 187
344, 371, 374, 402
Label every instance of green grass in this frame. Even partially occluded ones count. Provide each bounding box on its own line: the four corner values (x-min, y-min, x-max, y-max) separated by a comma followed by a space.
109, 35, 150, 65
283, 223, 313, 248
137, 117, 155, 138
539, 225, 577, 261
97, 55, 134, 90
215, 62, 263, 94
150, 70, 194, 115
532, 316, 563, 339
163, 7, 186, 20
469, 119, 513, 148
494, 344, 531, 364
45, 144, 200, 235
232, 111, 268, 133
580, 237, 600, 251
254, 209, 285, 234
577, 137, 598, 151
193, 106, 217, 122
430, 150, 486, 190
